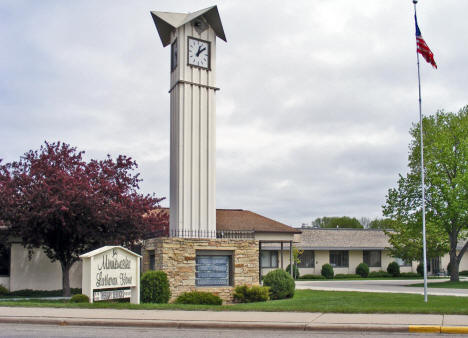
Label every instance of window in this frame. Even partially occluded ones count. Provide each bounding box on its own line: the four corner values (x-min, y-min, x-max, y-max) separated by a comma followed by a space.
329, 250, 349, 267
196, 253, 232, 286
149, 251, 155, 271
395, 258, 411, 267
0, 244, 9, 276
363, 250, 381, 267
298, 250, 315, 268
261, 251, 278, 268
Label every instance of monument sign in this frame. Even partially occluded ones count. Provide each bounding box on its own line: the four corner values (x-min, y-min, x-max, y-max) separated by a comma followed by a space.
80, 246, 141, 304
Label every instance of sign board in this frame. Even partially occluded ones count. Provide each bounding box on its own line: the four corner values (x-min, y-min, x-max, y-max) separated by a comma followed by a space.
94, 289, 132, 302
80, 246, 141, 304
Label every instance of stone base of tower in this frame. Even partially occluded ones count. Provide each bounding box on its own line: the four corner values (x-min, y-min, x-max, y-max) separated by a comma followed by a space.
142, 237, 259, 303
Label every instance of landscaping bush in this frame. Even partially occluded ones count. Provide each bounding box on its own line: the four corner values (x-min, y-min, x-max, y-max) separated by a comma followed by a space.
286, 264, 300, 279
7, 288, 81, 297
400, 272, 419, 278
233, 285, 269, 303
70, 294, 89, 303
321, 264, 334, 279
387, 261, 400, 277
460, 270, 468, 276
262, 269, 295, 300
0, 285, 9, 296
174, 291, 222, 305
335, 274, 361, 279
368, 270, 391, 278
140, 270, 171, 303
299, 274, 326, 280
417, 263, 424, 276
356, 262, 369, 278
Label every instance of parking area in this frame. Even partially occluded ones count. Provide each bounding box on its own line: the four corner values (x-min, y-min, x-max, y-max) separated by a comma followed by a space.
295, 278, 468, 297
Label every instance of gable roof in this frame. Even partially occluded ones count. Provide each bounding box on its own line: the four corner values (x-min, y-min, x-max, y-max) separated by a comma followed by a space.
150, 6, 226, 47
156, 208, 300, 234
297, 228, 390, 250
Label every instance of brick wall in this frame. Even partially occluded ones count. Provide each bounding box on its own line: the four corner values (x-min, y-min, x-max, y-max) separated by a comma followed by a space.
142, 237, 259, 303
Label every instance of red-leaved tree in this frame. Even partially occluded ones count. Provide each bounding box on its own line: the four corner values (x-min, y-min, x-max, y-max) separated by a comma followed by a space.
0, 141, 168, 296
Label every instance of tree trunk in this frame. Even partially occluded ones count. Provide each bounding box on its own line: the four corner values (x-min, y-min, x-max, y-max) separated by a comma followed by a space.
449, 232, 459, 282
61, 262, 71, 297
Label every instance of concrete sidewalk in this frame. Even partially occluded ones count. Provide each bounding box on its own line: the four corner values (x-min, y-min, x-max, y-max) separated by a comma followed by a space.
1, 307, 468, 334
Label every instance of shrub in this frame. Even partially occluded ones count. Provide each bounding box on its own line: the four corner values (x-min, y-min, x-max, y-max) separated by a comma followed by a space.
460, 270, 468, 276
335, 274, 361, 279
321, 264, 334, 279
286, 264, 300, 279
175, 291, 222, 305
417, 263, 424, 276
233, 285, 269, 303
0, 285, 9, 296
263, 269, 295, 300
368, 270, 391, 278
7, 288, 81, 297
356, 263, 369, 278
299, 274, 326, 280
140, 270, 171, 303
387, 261, 400, 277
70, 294, 89, 303
400, 272, 419, 278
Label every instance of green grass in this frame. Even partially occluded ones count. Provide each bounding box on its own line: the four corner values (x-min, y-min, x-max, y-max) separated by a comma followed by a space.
408, 281, 468, 289
1, 290, 468, 315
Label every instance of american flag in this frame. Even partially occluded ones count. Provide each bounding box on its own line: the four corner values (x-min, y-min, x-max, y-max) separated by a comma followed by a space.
415, 14, 437, 69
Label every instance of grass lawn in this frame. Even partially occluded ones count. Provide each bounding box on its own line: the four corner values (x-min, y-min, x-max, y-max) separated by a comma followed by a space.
408, 281, 468, 289
1, 290, 468, 315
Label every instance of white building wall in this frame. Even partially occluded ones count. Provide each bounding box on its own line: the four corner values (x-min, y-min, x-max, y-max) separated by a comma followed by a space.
9, 243, 81, 291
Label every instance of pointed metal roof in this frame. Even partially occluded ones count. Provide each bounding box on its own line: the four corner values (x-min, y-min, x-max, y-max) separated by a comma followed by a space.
150, 5, 226, 47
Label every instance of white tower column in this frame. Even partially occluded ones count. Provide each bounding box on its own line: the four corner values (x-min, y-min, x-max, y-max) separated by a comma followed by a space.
151, 7, 226, 238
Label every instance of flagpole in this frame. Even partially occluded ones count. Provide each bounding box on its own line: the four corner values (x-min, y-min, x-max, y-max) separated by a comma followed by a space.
413, 0, 428, 303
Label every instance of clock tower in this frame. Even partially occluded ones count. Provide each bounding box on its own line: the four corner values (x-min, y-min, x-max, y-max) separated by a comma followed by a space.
151, 6, 226, 237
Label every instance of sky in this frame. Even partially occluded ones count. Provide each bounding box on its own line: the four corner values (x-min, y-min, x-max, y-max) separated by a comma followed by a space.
1, 0, 467, 228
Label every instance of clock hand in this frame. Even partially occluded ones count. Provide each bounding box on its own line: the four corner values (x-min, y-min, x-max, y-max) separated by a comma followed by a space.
196, 46, 206, 57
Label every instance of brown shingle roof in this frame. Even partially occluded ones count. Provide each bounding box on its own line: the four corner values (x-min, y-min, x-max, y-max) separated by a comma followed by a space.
297, 228, 390, 250
157, 208, 300, 234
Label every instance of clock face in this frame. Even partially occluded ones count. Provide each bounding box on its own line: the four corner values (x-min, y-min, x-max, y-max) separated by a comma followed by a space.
171, 39, 177, 71
187, 37, 210, 69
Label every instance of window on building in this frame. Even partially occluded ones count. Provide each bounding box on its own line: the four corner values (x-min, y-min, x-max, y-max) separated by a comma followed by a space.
329, 250, 349, 267
195, 251, 232, 286
298, 250, 315, 268
0, 244, 9, 276
149, 251, 155, 271
395, 258, 412, 267
260, 251, 278, 268
363, 250, 381, 267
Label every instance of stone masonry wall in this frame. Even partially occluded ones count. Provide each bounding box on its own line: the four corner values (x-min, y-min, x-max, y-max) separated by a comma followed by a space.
142, 237, 259, 303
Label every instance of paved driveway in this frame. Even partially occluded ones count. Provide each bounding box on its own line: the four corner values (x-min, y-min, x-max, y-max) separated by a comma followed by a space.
296, 278, 468, 297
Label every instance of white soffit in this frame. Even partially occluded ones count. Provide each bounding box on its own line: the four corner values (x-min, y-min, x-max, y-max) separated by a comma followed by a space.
150, 5, 227, 47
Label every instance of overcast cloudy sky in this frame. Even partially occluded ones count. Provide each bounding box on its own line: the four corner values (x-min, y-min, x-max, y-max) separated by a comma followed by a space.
1, 0, 467, 227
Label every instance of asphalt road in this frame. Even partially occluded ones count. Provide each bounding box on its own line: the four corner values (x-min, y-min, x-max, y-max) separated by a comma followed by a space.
296, 278, 468, 297
0, 324, 465, 338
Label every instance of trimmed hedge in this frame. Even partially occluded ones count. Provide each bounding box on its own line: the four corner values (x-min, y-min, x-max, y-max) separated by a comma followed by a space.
399, 272, 419, 278
299, 274, 326, 280
321, 264, 334, 279
356, 263, 369, 278
387, 261, 400, 277
70, 294, 89, 303
286, 264, 300, 279
368, 270, 391, 278
263, 269, 295, 300
460, 270, 468, 276
335, 274, 361, 279
6, 288, 82, 297
0, 285, 8, 296
175, 291, 222, 305
140, 270, 171, 303
233, 285, 269, 303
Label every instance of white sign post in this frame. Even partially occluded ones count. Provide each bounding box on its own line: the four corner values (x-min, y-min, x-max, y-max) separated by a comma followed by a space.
80, 246, 141, 304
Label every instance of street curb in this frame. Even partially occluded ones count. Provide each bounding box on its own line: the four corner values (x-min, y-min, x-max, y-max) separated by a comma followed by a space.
0, 317, 410, 333
409, 325, 468, 334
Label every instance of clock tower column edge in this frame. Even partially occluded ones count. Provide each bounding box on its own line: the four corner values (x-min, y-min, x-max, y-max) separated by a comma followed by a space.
169, 23, 217, 237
